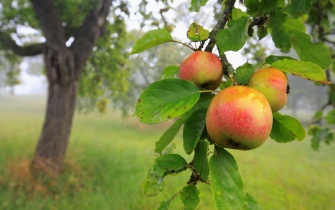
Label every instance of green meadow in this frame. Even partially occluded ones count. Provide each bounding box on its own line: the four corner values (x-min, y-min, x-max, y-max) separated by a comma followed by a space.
0, 95, 334, 210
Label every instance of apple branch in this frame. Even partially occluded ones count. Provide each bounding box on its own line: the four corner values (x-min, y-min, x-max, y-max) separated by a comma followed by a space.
247, 16, 269, 37
205, 0, 236, 52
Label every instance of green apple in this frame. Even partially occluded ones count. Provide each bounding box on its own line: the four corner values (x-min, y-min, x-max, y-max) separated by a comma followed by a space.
248, 67, 288, 112
178, 51, 222, 90
206, 86, 273, 150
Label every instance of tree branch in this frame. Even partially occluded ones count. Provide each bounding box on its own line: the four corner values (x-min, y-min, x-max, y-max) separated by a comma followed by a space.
248, 16, 269, 37
70, 0, 113, 78
29, 0, 66, 47
205, 0, 236, 52
0, 33, 44, 56
324, 38, 335, 45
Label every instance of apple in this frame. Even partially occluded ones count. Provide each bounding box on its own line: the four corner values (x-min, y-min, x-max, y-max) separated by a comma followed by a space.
178, 51, 222, 90
206, 86, 273, 150
248, 67, 288, 112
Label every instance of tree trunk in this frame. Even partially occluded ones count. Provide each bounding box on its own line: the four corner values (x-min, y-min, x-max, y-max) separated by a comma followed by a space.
25, 0, 113, 175
31, 45, 78, 175
31, 81, 77, 175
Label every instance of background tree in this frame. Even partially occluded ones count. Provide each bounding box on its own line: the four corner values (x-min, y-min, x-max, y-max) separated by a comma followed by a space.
0, 0, 181, 175
0, 0, 118, 174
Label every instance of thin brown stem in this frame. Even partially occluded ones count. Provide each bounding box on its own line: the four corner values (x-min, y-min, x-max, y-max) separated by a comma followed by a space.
205, 0, 236, 52
172, 40, 197, 51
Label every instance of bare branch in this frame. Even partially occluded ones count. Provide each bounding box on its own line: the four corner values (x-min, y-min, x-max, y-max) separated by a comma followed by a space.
0, 33, 44, 56
205, 0, 236, 52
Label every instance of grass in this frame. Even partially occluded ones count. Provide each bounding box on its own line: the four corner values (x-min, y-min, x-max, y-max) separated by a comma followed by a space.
0, 95, 335, 210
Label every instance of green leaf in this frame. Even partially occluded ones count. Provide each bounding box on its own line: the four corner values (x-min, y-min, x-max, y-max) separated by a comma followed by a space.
271, 59, 330, 84
265, 55, 295, 64
257, 0, 285, 14
308, 125, 334, 150
325, 110, 335, 124
244, 0, 260, 15
216, 17, 248, 52
209, 147, 247, 210
189, 0, 209, 12
220, 78, 234, 89
183, 109, 207, 154
135, 79, 200, 124
179, 185, 200, 210
245, 0, 285, 16
257, 26, 268, 40
155, 119, 184, 154
187, 22, 209, 42
143, 165, 165, 196
283, 18, 306, 33
181, 92, 214, 120
312, 111, 323, 122
270, 112, 306, 143
155, 154, 187, 173
268, 13, 306, 53
143, 154, 187, 197
247, 193, 262, 210
158, 199, 172, 210
232, 8, 249, 20
235, 62, 254, 85
291, 31, 332, 70
270, 118, 295, 143
268, 12, 291, 52
284, 0, 313, 17
161, 65, 179, 79
193, 140, 210, 180
130, 29, 173, 54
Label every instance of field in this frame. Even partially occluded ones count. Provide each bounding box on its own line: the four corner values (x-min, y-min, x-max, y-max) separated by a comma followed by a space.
0, 95, 335, 210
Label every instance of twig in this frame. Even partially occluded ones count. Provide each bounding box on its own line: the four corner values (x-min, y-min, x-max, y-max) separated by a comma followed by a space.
172, 40, 197, 51
205, 0, 236, 52
324, 38, 335, 45
247, 16, 269, 37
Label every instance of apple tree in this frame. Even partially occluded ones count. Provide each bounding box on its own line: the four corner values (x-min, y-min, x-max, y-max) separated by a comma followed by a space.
0, 0, 175, 175
130, 0, 333, 209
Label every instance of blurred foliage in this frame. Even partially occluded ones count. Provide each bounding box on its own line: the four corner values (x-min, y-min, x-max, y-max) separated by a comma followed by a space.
303, 0, 335, 149
0, 51, 22, 94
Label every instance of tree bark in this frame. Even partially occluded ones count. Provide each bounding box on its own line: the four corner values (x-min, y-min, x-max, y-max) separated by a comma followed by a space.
26, 0, 112, 175
32, 80, 78, 174
30, 45, 77, 175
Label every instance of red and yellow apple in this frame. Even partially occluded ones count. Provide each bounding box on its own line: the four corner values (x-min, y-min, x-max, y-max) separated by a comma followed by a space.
248, 67, 288, 112
206, 86, 273, 150
178, 51, 222, 90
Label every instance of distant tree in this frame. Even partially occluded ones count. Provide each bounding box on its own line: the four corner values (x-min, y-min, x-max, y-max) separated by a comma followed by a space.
0, 0, 129, 174
0, 0, 180, 175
